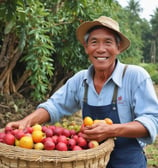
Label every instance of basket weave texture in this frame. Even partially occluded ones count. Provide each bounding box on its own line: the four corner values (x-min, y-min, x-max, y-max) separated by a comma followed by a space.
0, 129, 114, 168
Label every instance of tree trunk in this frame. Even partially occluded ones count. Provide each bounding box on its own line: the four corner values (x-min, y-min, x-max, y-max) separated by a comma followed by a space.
0, 33, 28, 95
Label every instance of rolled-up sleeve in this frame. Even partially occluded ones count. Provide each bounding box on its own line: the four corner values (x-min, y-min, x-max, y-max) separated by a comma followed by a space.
133, 77, 158, 144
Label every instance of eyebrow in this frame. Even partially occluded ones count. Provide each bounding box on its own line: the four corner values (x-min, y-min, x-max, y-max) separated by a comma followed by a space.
88, 36, 115, 42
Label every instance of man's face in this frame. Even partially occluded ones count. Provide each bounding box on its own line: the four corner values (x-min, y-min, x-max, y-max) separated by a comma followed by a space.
84, 28, 120, 72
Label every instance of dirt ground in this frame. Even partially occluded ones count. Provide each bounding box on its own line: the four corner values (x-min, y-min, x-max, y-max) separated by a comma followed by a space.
0, 85, 158, 167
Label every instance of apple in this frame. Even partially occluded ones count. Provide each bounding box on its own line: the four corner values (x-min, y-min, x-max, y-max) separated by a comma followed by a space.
34, 142, 44, 150
5, 126, 12, 133
88, 140, 99, 149
78, 132, 83, 137
53, 127, 63, 136
3, 133, 15, 145
44, 140, 55, 150
52, 135, 58, 144
57, 135, 68, 144
15, 139, 20, 146
24, 127, 33, 134
77, 137, 87, 148
56, 142, 68, 151
72, 135, 79, 141
62, 128, 70, 137
72, 145, 82, 151
14, 130, 25, 140
42, 126, 48, 132
68, 138, 76, 150
44, 128, 53, 137
41, 137, 53, 144
69, 129, 76, 137
11, 129, 19, 136
49, 125, 56, 132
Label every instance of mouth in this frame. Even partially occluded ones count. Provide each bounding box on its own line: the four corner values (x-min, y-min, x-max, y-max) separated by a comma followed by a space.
94, 56, 109, 60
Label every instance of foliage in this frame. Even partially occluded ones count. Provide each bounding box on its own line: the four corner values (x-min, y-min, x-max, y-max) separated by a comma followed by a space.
0, 0, 55, 100
150, 8, 158, 63
0, 0, 157, 100
20, 0, 55, 100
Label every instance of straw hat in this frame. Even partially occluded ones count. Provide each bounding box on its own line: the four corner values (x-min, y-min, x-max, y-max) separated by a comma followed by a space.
76, 16, 130, 53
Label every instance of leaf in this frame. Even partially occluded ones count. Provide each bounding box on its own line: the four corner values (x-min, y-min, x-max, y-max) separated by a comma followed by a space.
4, 19, 15, 34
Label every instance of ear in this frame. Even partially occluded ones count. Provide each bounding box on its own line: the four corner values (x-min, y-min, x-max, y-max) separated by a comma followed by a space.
116, 43, 121, 55
83, 42, 88, 54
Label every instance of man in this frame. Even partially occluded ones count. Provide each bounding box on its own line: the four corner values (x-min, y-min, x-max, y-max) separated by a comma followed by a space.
7, 16, 158, 167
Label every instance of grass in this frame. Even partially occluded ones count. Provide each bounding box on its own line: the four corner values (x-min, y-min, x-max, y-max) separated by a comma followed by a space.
146, 136, 158, 167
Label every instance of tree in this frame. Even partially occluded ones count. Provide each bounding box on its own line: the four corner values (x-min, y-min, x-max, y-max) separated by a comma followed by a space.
0, 0, 54, 100
0, 0, 144, 100
150, 8, 158, 63
126, 0, 142, 17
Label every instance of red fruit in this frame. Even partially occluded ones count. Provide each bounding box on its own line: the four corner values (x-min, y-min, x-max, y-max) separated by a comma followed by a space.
41, 137, 53, 144
53, 127, 63, 136
72, 135, 79, 141
14, 130, 25, 140
5, 126, 12, 133
56, 142, 68, 151
49, 125, 56, 131
25, 127, 33, 134
52, 135, 58, 144
11, 129, 19, 136
44, 128, 53, 137
42, 126, 48, 132
77, 137, 87, 148
44, 140, 55, 150
78, 132, 83, 137
69, 129, 76, 136
3, 133, 15, 145
57, 135, 68, 144
72, 145, 82, 151
62, 129, 70, 137
68, 138, 76, 150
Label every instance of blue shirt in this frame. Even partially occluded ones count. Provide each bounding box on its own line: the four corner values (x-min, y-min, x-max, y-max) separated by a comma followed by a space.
38, 59, 158, 146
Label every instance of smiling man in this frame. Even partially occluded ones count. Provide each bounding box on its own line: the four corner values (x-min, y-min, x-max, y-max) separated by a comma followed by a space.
7, 16, 158, 167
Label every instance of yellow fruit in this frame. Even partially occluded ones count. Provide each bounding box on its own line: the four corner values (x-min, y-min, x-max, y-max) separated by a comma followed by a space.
104, 118, 113, 125
15, 139, 20, 146
32, 124, 42, 131
83, 116, 93, 126
32, 130, 44, 143
34, 142, 44, 150
19, 136, 34, 149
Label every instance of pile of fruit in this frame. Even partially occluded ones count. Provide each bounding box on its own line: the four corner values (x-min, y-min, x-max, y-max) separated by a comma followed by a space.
0, 116, 113, 151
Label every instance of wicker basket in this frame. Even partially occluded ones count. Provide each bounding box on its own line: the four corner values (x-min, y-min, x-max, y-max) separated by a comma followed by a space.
0, 129, 114, 168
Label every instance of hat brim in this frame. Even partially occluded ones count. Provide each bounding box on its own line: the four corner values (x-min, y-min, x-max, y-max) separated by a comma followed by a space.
76, 20, 130, 53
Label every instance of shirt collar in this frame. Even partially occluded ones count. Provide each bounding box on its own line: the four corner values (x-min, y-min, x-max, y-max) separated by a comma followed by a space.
84, 59, 126, 88
111, 59, 126, 87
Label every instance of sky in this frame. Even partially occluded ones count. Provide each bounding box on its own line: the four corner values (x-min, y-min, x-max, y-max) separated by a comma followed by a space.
119, 0, 158, 21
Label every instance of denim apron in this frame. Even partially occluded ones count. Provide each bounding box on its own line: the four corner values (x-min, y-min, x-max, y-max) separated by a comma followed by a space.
82, 66, 147, 168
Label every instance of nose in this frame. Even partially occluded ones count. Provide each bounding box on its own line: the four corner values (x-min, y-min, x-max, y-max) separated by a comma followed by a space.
96, 43, 106, 53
